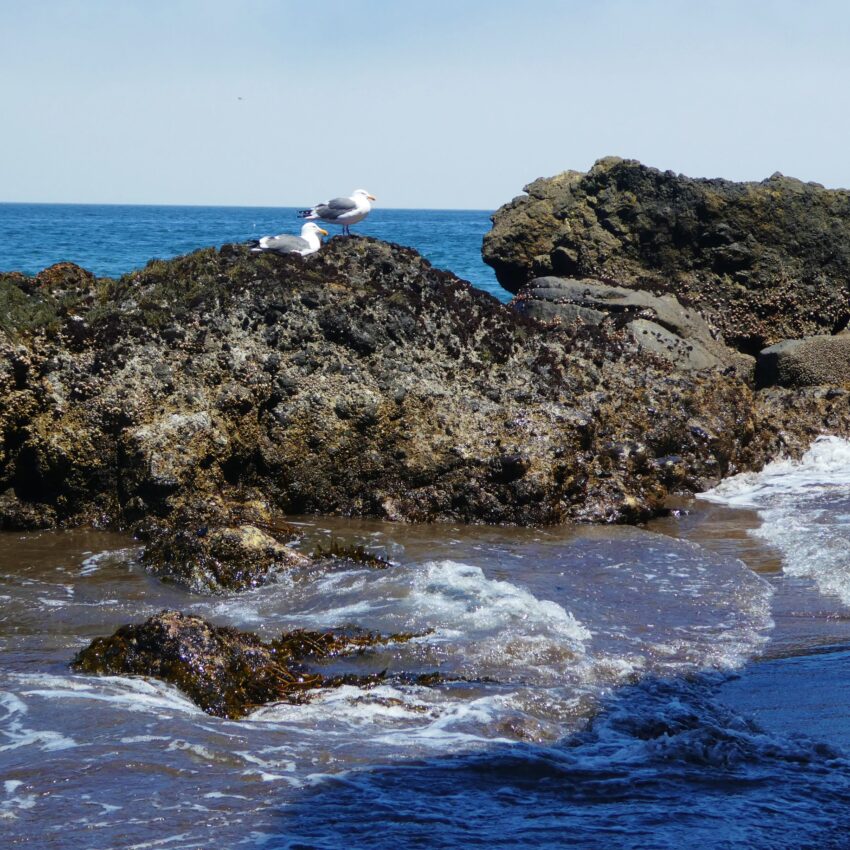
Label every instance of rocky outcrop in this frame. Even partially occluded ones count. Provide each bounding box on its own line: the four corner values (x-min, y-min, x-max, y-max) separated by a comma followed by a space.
141, 518, 311, 593
483, 157, 850, 355
2, 233, 850, 578
129, 494, 311, 593
756, 333, 850, 389
72, 611, 414, 718
514, 277, 752, 373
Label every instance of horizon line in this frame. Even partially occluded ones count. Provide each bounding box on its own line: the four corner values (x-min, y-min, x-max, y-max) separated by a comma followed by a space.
0, 200, 497, 213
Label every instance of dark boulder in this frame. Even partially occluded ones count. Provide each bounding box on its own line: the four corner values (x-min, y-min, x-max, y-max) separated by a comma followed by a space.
141, 519, 311, 594
2, 232, 850, 548
72, 610, 413, 719
483, 158, 850, 354
135, 494, 310, 593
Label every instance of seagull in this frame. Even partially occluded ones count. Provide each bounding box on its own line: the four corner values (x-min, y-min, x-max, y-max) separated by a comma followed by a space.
248, 222, 328, 256
298, 189, 376, 235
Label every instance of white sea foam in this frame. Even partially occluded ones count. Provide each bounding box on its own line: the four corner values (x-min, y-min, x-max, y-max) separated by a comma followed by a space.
15, 673, 202, 716
402, 560, 594, 689
410, 560, 590, 642
702, 436, 850, 507
79, 547, 138, 576
120, 735, 172, 744
0, 690, 78, 753
0, 781, 36, 820
701, 436, 850, 606
198, 543, 768, 753
123, 833, 194, 850
249, 683, 515, 751
37, 597, 68, 607
203, 791, 252, 800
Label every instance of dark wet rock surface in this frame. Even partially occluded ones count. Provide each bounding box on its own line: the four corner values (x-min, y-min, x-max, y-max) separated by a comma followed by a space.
141, 520, 311, 594
72, 610, 415, 718
2, 215, 850, 590
136, 495, 310, 593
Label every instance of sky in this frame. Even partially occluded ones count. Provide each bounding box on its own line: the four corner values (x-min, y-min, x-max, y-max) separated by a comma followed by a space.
2, 0, 850, 209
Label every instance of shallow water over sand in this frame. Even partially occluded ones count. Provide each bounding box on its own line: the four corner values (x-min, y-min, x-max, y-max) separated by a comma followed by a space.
3, 492, 850, 848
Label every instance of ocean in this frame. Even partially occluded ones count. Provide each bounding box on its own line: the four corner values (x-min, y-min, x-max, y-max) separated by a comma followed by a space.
0, 203, 507, 302
2, 206, 850, 848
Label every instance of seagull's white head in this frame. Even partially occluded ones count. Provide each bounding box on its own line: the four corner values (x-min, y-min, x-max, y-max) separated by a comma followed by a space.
352, 189, 377, 202
301, 222, 328, 237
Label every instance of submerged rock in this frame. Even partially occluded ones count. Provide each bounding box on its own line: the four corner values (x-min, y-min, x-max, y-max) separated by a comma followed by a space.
72, 611, 414, 719
142, 522, 311, 593
484, 158, 850, 354
136, 494, 309, 593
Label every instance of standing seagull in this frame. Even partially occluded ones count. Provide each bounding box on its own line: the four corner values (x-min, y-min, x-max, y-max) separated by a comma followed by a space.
298, 189, 376, 235
248, 222, 328, 256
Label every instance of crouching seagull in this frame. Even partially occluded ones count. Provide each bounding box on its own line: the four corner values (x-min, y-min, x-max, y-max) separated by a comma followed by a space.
248, 222, 328, 256
298, 189, 376, 235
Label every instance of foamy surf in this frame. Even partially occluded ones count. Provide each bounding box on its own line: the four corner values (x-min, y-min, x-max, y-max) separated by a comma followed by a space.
0, 689, 78, 753
79, 547, 140, 576
12, 672, 203, 716
250, 684, 517, 751
702, 436, 850, 506
701, 436, 850, 606
410, 560, 590, 641
0, 523, 784, 848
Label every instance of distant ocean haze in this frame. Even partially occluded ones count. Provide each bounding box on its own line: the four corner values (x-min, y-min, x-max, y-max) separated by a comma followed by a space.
0, 203, 508, 302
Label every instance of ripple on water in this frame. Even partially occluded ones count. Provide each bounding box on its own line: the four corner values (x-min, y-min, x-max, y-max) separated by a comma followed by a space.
272, 675, 850, 850
0, 523, 783, 848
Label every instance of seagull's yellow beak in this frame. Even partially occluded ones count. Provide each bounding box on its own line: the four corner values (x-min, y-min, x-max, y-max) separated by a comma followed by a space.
319, 228, 328, 236
367, 195, 376, 201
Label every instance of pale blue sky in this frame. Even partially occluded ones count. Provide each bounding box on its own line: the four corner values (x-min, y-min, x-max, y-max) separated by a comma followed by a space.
2, 0, 849, 208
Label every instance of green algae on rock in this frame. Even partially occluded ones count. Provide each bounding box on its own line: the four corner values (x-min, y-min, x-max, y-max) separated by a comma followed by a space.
72, 610, 419, 719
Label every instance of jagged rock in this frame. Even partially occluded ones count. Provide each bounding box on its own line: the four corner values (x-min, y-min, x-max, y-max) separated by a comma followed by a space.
137, 495, 308, 593
756, 334, 850, 389
2, 234, 850, 549
484, 158, 850, 354
142, 523, 311, 593
71, 611, 409, 718
514, 276, 752, 373
0, 487, 57, 530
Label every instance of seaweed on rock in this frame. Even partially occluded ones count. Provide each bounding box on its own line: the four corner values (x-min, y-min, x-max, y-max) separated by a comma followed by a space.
72, 611, 421, 719
312, 540, 394, 569
3, 228, 850, 550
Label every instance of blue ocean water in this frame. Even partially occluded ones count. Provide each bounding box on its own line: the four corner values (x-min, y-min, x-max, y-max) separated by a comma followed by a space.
0, 203, 509, 302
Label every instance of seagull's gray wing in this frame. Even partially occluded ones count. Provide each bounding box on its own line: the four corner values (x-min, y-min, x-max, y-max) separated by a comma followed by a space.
315, 197, 358, 219
260, 234, 309, 253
